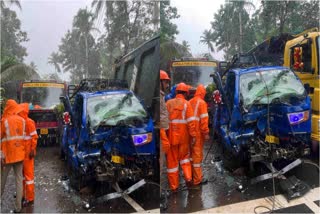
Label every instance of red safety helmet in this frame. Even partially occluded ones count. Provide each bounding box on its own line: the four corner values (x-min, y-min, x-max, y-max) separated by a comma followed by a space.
176, 82, 189, 92
160, 70, 170, 80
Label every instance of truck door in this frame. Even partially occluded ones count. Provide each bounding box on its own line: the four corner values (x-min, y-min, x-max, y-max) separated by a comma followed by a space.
225, 72, 241, 131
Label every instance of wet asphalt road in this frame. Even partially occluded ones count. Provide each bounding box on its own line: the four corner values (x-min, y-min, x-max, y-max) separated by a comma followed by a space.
1, 146, 159, 213
161, 142, 320, 213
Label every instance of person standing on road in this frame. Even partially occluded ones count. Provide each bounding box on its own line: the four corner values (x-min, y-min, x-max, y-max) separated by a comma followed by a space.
189, 84, 210, 185
166, 82, 197, 191
18, 103, 38, 206
1, 99, 26, 213
160, 70, 170, 175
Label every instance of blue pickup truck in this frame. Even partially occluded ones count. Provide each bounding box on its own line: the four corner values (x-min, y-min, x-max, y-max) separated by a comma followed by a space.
60, 79, 157, 190
211, 66, 311, 168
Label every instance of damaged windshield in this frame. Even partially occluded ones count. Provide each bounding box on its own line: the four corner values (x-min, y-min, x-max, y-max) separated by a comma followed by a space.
240, 69, 306, 109
87, 93, 147, 127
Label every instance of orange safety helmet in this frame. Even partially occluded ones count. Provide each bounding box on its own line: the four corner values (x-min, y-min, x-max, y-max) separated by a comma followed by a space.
160, 70, 170, 80
176, 82, 189, 92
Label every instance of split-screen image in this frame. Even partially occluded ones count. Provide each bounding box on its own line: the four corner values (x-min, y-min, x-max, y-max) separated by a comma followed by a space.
1, 0, 319, 213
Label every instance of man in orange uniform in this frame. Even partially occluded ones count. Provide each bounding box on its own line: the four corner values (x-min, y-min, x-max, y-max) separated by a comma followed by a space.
189, 84, 210, 185
166, 83, 197, 191
18, 103, 38, 206
160, 70, 170, 171
1, 99, 26, 213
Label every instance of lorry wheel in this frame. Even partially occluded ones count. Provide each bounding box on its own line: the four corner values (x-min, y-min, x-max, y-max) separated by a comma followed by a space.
60, 147, 66, 160
70, 168, 86, 191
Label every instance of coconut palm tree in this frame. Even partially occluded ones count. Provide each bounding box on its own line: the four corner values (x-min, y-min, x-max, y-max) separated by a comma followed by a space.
0, 0, 21, 11
48, 52, 61, 73
73, 8, 99, 78
182, 40, 190, 52
200, 30, 214, 53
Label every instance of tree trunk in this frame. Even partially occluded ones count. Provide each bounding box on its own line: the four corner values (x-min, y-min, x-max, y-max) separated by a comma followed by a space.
85, 35, 88, 79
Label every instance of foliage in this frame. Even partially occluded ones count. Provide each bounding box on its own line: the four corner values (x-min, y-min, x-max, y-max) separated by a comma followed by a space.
48, 52, 61, 73
200, 30, 215, 53
160, 1, 180, 43
53, 9, 101, 83
160, 41, 192, 71
208, 2, 255, 60
1, 7, 28, 62
181, 40, 190, 52
205, 0, 319, 60
252, 0, 319, 40
92, 0, 160, 77
0, 0, 21, 11
54, 103, 65, 120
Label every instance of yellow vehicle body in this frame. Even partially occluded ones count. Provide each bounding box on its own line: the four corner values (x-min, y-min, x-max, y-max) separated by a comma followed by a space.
283, 31, 320, 148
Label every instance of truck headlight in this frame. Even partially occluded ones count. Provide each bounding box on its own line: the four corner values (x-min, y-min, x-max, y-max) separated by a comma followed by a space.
132, 133, 152, 146
287, 111, 309, 125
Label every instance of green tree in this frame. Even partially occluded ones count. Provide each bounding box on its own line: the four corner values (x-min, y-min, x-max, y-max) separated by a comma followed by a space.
0, 0, 21, 11
1, 7, 28, 61
181, 40, 190, 52
160, 1, 180, 42
73, 8, 99, 78
55, 9, 101, 83
200, 30, 214, 53
48, 52, 61, 73
29, 61, 37, 71
209, 2, 255, 60
92, 0, 159, 77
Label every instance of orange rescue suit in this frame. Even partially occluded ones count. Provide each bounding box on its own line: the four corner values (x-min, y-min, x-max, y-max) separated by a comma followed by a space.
189, 84, 209, 185
19, 103, 38, 202
1, 100, 26, 164
166, 94, 197, 190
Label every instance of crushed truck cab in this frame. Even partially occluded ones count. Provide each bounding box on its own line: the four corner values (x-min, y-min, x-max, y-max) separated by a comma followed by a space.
60, 79, 157, 189
211, 66, 311, 166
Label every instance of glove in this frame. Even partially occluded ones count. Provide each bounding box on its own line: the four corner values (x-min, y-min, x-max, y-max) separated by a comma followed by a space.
29, 150, 35, 159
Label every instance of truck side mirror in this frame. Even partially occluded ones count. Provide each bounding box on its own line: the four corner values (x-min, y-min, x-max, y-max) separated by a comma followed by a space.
304, 83, 310, 94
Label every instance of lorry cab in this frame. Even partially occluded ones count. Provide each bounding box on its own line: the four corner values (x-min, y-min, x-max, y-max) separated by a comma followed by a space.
211, 66, 311, 163
60, 79, 157, 189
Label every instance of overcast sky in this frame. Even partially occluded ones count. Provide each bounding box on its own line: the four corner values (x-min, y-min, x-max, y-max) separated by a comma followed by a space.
15, 0, 255, 79
18, 0, 92, 80
171, 0, 225, 60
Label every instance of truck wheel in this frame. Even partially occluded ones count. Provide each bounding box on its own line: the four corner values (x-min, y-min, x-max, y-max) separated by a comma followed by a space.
70, 168, 86, 191
60, 147, 66, 160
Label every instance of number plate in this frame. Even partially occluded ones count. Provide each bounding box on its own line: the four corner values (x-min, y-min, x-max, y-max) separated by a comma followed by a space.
40, 128, 48, 135
111, 155, 124, 164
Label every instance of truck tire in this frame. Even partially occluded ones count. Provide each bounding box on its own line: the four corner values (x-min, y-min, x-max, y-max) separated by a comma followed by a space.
70, 167, 86, 191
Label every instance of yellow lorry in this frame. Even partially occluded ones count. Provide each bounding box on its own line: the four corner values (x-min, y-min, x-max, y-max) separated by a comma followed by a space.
283, 29, 319, 151
226, 28, 319, 152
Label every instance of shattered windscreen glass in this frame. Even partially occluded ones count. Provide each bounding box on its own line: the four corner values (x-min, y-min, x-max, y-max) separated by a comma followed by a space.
87, 93, 147, 127
240, 69, 306, 109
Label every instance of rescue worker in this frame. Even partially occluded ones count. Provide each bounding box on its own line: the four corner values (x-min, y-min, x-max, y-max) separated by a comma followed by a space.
189, 84, 210, 185
18, 103, 38, 206
166, 82, 197, 191
1, 99, 26, 213
160, 70, 170, 171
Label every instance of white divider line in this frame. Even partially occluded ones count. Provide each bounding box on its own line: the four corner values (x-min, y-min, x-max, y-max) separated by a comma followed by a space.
131, 208, 160, 213
112, 183, 145, 212
192, 187, 320, 213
